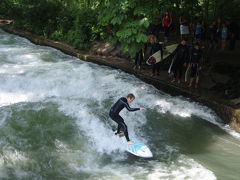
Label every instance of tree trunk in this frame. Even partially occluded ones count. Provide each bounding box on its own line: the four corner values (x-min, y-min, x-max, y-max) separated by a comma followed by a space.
204, 0, 209, 22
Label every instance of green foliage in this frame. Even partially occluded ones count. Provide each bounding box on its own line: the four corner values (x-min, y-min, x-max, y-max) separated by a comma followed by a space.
98, 0, 153, 57
1, 0, 240, 55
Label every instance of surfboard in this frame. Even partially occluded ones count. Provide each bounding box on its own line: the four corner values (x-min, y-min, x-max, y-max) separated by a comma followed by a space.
146, 43, 178, 65
168, 57, 175, 74
120, 136, 153, 158
185, 65, 191, 82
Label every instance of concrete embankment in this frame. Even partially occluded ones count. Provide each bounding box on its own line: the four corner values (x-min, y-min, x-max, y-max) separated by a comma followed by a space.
1, 24, 239, 132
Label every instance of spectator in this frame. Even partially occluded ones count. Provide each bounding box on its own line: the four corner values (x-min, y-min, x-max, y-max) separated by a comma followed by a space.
221, 22, 228, 50
179, 16, 190, 40
208, 20, 218, 49
149, 35, 163, 76
170, 39, 188, 84
162, 12, 172, 43
189, 22, 195, 43
187, 43, 203, 88
201, 21, 207, 48
216, 18, 222, 48
226, 19, 239, 50
194, 21, 203, 43
144, 35, 153, 62
133, 48, 144, 71
148, 16, 161, 40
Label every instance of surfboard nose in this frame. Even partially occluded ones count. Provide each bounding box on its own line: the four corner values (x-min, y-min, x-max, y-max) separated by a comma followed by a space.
137, 146, 153, 158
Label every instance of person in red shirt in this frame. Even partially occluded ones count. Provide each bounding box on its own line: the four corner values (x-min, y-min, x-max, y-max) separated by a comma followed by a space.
162, 12, 172, 42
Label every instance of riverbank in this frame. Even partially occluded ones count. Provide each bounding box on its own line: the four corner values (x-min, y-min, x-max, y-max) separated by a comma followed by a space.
1, 23, 239, 132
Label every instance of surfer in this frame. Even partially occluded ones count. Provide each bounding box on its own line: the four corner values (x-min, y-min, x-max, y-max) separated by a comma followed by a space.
149, 35, 163, 76
187, 43, 202, 88
170, 39, 188, 84
109, 94, 145, 145
133, 48, 144, 71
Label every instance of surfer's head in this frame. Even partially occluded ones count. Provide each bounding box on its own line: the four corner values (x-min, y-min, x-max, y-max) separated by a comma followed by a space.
127, 93, 135, 103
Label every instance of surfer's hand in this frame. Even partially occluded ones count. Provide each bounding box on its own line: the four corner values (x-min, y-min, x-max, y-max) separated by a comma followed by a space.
140, 107, 145, 110
127, 141, 135, 145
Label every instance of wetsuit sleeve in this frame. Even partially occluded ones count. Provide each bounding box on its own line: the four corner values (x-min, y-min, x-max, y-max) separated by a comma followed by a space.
120, 99, 140, 111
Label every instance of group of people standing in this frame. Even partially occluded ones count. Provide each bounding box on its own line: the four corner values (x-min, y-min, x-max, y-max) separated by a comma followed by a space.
133, 12, 239, 88
133, 36, 202, 88
169, 39, 202, 88
133, 35, 163, 76
179, 16, 239, 51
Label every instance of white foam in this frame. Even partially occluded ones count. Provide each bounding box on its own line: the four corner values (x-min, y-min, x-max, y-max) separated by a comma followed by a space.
0, 149, 29, 179
0, 92, 33, 107
0, 30, 235, 179
66, 155, 216, 180
147, 155, 216, 180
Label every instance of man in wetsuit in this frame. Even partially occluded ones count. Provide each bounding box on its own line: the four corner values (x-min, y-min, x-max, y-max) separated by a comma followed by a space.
109, 94, 145, 145
188, 43, 202, 88
171, 39, 188, 84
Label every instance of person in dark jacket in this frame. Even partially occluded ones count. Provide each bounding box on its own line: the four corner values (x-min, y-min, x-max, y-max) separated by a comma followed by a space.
149, 35, 163, 76
226, 19, 239, 50
188, 43, 202, 88
171, 39, 188, 84
133, 48, 144, 71
109, 94, 145, 145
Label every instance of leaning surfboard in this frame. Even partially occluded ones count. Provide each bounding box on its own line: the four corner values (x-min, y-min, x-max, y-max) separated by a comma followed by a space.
185, 65, 191, 82
146, 43, 178, 65
120, 137, 153, 158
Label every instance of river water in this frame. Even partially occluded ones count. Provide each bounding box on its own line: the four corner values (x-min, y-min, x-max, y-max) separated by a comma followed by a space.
0, 29, 240, 180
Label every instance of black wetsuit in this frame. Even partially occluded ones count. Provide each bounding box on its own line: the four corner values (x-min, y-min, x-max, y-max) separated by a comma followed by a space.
135, 49, 144, 66
109, 97, 140, 142
189, 48, 202, 77
150, 42, 163, 75
172, 44, 188, 79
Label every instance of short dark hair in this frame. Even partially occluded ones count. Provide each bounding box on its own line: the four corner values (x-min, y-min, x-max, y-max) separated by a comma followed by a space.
127, 93, 135, 99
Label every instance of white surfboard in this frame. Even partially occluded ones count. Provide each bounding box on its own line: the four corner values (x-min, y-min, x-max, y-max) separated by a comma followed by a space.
146, 43, 178, 65
120, 137, 153, 158
185, 65, 191, 82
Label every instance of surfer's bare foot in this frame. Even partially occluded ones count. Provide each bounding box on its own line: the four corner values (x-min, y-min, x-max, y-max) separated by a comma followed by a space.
127, 141, 135, 145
